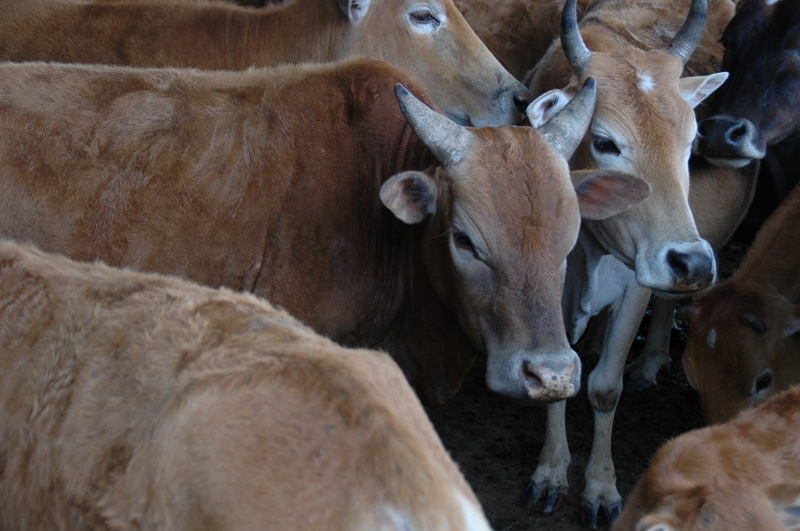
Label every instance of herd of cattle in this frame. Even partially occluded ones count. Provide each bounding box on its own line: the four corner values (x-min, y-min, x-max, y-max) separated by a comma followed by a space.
0, 0, 797, 529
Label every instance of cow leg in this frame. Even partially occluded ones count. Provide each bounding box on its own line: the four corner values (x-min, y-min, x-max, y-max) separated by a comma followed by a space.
623, 295, 675, 392
520, 399, 570, 513
581, 282, 651, 528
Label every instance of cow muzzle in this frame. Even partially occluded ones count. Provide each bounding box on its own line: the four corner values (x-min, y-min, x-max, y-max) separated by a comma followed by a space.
485, 348, 581, 401
696, 115, 765, 166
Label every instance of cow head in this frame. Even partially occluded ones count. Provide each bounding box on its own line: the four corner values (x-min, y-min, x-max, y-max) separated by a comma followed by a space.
681, 286, 800, 424
529, 0, 727, 294
338, 0, 531, 127
380, 80, 650, 400
695, 0, 800, 168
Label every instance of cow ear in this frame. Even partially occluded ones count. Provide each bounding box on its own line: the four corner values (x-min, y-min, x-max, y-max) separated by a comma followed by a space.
526, 89, 572, 128
765, 481, 800, 530
571, 169, 651, 220
380, 171, 438, 224
679, 72, 729, 108
338, 0, 372, 26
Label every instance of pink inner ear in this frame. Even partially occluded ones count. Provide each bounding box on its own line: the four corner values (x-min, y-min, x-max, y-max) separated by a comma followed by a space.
575, 172, 650, 220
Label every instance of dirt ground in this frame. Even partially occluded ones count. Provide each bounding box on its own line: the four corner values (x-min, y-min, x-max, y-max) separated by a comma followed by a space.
426, 228, 755, 530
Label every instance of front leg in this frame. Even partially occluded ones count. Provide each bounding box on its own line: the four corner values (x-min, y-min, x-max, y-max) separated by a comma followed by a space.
623, 294, 676, 392
520, 399, 571, 513
581, 280, 651, 528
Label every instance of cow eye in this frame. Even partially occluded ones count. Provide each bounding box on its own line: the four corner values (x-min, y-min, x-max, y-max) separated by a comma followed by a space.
755, 370, 773, 394
409, 10, 440, 26
453, 230, 476, 255
592, 135, 621, 156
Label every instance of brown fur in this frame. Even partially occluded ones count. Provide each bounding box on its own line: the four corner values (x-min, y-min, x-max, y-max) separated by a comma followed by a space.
614, 386, 800, 531
0, 0, 527, 127
683, 183, 800, 424
0, 238, 491, 530
454, 0, 592, 79
0, 58, 599, 405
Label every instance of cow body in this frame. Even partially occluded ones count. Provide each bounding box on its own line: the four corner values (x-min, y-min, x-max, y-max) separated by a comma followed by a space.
696, 0, 800, 218
614, 386, 800, 531
0, 0, 528, 127
519, 0, 748, 524
0, 58, 648, 406
0, 239, 492, 531
682, 183, 800, 424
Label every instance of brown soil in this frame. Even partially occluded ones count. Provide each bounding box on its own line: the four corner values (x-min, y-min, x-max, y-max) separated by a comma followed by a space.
426, 227, 755, 530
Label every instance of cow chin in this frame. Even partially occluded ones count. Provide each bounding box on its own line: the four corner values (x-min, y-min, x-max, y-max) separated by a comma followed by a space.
484, 349, 582, 401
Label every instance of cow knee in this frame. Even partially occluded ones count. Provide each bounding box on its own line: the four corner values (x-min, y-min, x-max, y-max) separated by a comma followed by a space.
587, 375, 622, 412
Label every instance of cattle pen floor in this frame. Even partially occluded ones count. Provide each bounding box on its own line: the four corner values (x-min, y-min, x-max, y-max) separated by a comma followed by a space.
426, 227, 755, 530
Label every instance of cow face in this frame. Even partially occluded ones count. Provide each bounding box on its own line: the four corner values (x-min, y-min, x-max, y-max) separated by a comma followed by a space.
531, 0, 725, 294
696, 0, 800, 167
381, 82, 651, 400
682, 287, 800, 424
339, 0, 531, 127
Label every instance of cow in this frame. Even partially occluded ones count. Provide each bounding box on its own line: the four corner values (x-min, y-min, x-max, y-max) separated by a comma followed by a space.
0, 0, 530, 127
0, 58, 650, 407
695, 0, 800, 219
0, 238, 494, 531
680, 183, 800, 425
517, 0, 755, 525
613, 385, 800, 531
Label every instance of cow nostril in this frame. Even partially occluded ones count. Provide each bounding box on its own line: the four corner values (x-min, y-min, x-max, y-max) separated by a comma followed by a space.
522, 363, 544, 390
513, 91, 533, 114
726, 122, 747, 145
667, 249, 691, 278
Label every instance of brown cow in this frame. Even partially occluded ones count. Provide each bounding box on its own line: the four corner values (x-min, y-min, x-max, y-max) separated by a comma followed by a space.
681, 183, 800, 425
0, 239, 493, 531
518, 0, 754, 525
613, 386, 800, 531
0, 0, 529, 127
0, 58, 649, 406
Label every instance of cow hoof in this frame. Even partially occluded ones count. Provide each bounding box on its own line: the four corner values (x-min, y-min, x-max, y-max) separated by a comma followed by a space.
579, 500, 623, 529
520, 480, 567, 514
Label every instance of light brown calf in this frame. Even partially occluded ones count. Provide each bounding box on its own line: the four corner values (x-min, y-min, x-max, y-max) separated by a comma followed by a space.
614, 386, 800, 531
682, 183, 800, 424
0, 239, 492, 531
519, 0, 755, 524
0, 0, 528, 127
0, 59, 648, 406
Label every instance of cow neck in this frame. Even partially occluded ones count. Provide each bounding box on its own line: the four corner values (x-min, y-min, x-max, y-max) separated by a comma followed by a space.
222, 0, 350, 69
730, 186, 800, 303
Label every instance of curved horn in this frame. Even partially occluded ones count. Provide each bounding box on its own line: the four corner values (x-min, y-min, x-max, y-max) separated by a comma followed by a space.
395, 84, 473, 169
561, 0, 591, 77
665, 0, 707, 65
538, 77, 597, 160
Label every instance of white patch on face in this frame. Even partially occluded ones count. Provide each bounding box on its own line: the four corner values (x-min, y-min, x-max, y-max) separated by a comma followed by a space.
707, 328, 717, 349
637, 71, 655, 93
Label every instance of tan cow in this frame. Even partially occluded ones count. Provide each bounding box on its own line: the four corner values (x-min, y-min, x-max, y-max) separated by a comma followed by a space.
681, 183, 800, 425
0, 239, 493, 531
0, 0, 529, 127
613, 386, 800, 531
0, 58, 649, 406
517, 0, 750, 524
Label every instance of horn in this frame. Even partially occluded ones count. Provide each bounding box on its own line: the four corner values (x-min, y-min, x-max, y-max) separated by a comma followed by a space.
395, 84, 473, 169
561, 0, 591, 77
538, 77, 596, 160
665, 0, 708, 65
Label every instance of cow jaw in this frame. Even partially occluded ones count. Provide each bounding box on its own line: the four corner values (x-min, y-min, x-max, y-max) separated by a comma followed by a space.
349, 0, 530, 127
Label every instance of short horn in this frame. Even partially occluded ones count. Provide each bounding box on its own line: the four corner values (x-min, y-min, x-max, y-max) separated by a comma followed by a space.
561, 0, 591, 77
665, 0, 707, 65
395, 84, 473, 169
538, 77, 596, 160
